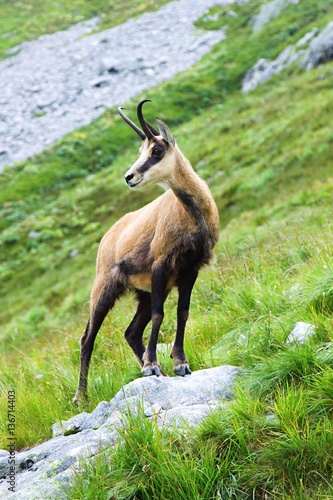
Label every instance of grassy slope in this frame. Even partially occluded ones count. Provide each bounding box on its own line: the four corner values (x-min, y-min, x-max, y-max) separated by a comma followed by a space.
1, 0, 333, 497
0, 0, 171, 59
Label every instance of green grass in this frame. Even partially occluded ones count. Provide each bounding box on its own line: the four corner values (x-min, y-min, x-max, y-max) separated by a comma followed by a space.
69, 380, 333, 499
0, 0, 172, 59
70, 408, 225, 500
1, 0, 333, 497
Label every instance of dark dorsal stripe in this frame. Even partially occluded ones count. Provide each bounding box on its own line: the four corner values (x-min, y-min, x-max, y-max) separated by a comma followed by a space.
173, 189, 206, 226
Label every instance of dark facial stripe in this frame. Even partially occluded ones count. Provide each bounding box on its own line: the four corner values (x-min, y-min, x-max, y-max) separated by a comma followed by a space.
137, 147, 165, 174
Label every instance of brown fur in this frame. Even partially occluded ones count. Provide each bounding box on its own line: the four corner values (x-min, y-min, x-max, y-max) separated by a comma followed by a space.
73, 105, 219, 406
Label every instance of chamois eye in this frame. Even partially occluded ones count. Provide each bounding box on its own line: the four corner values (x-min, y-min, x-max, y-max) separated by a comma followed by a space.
152, 148, 163, 156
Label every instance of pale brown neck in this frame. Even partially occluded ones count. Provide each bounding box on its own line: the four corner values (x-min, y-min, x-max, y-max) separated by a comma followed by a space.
168, 148, 219, 244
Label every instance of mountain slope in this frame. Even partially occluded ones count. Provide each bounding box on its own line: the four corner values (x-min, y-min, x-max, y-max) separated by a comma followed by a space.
1, 1, 333, 497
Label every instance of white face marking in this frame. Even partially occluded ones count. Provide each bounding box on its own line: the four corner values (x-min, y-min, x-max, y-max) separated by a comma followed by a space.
124, 138, 173, 189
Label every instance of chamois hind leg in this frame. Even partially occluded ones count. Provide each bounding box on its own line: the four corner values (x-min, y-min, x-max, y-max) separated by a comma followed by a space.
172, 268, 198, 376
142, 263, 168, 377
73, 271, 126, 406
124, 290, 151, 366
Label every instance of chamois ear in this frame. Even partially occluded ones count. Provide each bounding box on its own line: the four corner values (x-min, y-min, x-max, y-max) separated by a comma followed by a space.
156, 118, 175, 146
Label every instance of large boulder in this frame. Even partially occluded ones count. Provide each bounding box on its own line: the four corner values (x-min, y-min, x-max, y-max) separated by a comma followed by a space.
0, 365, 241, 500
301, 21, 333, 69
242, 45, 302, 92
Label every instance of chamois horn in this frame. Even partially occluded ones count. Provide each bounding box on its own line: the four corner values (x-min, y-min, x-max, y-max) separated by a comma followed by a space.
118, 106, 146, 140
137, 100, 155, 140
145, 120, 160, 137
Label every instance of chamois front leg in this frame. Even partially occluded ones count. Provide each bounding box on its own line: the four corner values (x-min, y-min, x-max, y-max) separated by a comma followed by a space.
142, 263, 168, 377
172, 268, 198, 376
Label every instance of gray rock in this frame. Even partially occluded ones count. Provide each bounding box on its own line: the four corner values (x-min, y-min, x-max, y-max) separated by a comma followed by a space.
226, 10, 237, 17
252, 0, 299, 34
296, 27, 319, 48
286, 321, 316, 344
242, 45, 303, 92
98, 56, 121, 74
78, 364, 241, 431
0, 151, 9, 161
51, 412, 90, 437
0, 365, 241, 499
27, 230, 41, 239
159, 403, 221, 429
243, 20, 333, 93
90, 76, 112, 88
203, 13, 220, 22
69, 249, 79, 259
80, 400, 115, 430
301, 21, 333, 69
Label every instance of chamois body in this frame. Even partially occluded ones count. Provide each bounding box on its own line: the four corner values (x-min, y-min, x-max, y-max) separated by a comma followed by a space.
74, 101, 219, 405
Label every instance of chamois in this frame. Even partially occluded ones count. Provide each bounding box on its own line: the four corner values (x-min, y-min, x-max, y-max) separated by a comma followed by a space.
73, 100, 219, 405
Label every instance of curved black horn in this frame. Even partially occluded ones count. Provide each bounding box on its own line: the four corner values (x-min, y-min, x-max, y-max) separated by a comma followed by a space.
118, 106, 146, 140
145, 120, 160, 137
137, 100, 154, 140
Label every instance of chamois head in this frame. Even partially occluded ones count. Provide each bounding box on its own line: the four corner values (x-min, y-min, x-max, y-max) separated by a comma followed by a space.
118, 100, 176, 189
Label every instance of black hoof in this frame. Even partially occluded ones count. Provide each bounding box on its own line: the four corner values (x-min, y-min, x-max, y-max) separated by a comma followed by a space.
142, 364, 161, 377
174, 364, 191, 376
73, 392, 88, 408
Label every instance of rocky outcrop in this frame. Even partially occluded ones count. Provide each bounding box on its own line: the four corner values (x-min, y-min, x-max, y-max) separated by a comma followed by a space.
242, 44, 303, 92
0, 365, 241, 499
0, 0, 233, 170
251, 0, 299, 34
242, 22, 333, 92
300, 21, 333, 69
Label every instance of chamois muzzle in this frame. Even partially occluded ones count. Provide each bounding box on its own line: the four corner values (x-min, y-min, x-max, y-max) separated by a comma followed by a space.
124, 171, 143, 188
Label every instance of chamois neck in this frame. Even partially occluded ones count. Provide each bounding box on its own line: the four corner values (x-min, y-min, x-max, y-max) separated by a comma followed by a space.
168, 148, 219, 243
